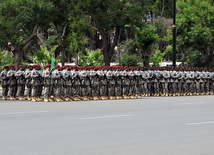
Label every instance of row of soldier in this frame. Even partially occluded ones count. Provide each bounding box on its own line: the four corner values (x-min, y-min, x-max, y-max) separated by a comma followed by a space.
0, 65, 214, 102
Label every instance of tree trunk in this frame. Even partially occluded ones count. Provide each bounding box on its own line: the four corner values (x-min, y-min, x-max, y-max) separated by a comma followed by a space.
103, 51, 111, 66
75, 53, 78, 65
179, 43, 185, 67
61, 45, 65, 66
142, 48, 150, 67
207, 47, 213, 71
13, 49, 22, 71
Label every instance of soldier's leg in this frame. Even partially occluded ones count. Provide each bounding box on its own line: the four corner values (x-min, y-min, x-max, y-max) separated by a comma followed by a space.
2, 86, 8, 100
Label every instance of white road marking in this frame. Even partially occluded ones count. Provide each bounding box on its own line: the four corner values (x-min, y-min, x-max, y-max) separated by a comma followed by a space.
0, 111, 49, 115
174, 102, 207, 105
80, 114, 135, 120
187, 121, 214, 126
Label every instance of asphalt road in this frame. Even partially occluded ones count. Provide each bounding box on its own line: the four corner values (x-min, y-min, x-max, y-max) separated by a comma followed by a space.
0, 95, 214, 155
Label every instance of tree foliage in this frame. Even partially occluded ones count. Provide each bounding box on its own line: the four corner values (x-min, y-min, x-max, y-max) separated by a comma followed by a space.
79, 49, 104, 66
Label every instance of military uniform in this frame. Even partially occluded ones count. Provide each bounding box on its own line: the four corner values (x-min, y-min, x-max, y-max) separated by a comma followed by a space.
42, 64, 52, 102
0, 66, 10, 100
25, 65, 33, 100
114, 67, 123, 99
15, 65, 26, 100
70, 66, 81, 101
89, 67, 100, 100
7, 65, 17, 100
31, 65, 40, 102
51, 65, 62, 101
98, 67, 108, 100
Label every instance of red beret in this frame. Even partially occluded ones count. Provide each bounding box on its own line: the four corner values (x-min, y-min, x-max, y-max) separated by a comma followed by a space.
55, 65, 60, 68
9, 65, 15, 68
32, 65, 37, 68
27, 65, 32, 69
18, 65, 23, 69
4, 65, 9, 69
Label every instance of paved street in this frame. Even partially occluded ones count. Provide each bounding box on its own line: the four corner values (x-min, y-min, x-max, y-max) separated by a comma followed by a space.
0, 95, 214, 155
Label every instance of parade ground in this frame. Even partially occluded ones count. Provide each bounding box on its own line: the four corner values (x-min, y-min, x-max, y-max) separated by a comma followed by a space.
0, 95, 214, 155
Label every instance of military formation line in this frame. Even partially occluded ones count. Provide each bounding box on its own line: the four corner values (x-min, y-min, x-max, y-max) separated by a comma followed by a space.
0, 65, 214, 102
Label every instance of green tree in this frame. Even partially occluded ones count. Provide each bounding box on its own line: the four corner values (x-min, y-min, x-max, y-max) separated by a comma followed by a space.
135, 22, 159, 66
176, 0, 214, 69
121, 54, 141, 66
77, 0, 146, 66
28, 45, 61, 68
0, 50, 14, 71
150, 49, 165, 66
79, 49, 104, 66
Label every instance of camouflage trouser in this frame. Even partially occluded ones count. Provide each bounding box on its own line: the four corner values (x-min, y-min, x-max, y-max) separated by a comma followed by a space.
72, 85, 80, 97
9, 85, 17, 97
2, 85, 9, 96
161, 82, 168, 93
135, 84, 140, 94
37, 85, 43, 97
32, 85, 38, 97
195, 81, 200, 93
199, 82, 204, 93
122, 85, 129, 95
26, 85, 32, 97
129, 85, 135, 95
91, 85, 99, 96
63, 86, 70, 97
53, 85, 61, 97
17, 84, 25, 96
108, 85, 115, 96
115, 85, 122, 96
154, 82, 159, 94
86, 85, 91, 96
142, 82, 148, 93
81, 87, 87, 96
44, 85, 51, 97
100, 85, 107, 96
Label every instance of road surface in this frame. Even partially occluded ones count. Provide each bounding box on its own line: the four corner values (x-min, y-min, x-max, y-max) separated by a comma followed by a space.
0, 95, 214, 155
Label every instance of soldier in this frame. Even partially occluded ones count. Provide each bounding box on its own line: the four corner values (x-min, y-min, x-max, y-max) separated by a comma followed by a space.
25, 65, 33, 100
114, 66, 123, 99
15, 65, 26, 100
51, 65, 63, 101
194, 67, 200, 95
98, 66, 108, 100
36, 65, 43, 101
199, 67, 205, 95
7, 65, 17, 100
170, 67, 179, 96
61, 65, 71, 101
0, 66, 10, 100
140, 67, 148, 96
86, 66, 92, 99
161, 67, 170, 96
106, 66, 116, 99
153, 67, 161, 96
90, 66, 100, 100
42, 64, 53, 102
31, 65, 40, 102
79, 66, 89, 100
121, 67, 130, 99
128, 67, 136, 99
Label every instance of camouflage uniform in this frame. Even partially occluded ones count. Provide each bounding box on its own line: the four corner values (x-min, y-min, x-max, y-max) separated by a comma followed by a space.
90, 67, 100, 100
51, 65, 62, 101
25, 65, 33, 100
7, 65, 17, 100
114, 67, 122, 99
70, 66, 81, 100
42, 64, 52, 102
15, 65, 26, 100
106, 67, 115, 99
31, 65, 40, 102
128, 68, 136, 98
0, 66, 9, 100
98, 67, 108, 100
